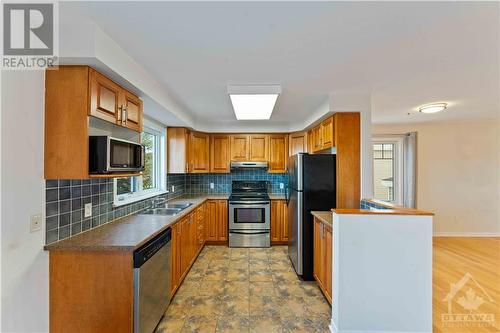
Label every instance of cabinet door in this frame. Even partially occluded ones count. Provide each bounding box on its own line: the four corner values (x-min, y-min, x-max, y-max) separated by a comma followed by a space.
189, 132, 210, 173
189, 213, 197, 264
313, 126, 322, 152
321, 117, 334, 149
271, 201, 281, 242
313, 218, 322, 283
171, 223, 181, 296
89, 69, 121, 124
307, 130, 314, 153
205, 200, 218, 241
167, 128, 189, 173
280, 201, 289, 242
289, 132, 307, 156
217, 200, 228, 241
210, 135, 231, 173
268, 135, 288, 173
121, 90, 142, 132
230, 135, 249, 161
249, 135, 268, 161
324, 225, 333, 302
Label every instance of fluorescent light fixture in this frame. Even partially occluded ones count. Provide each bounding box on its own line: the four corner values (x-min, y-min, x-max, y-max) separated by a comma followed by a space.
419, 103, 447, 114
227, 85, 281, 120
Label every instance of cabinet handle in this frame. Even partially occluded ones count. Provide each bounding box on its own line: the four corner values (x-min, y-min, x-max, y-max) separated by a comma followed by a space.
118, 106, 123, 124
320, 223, 323, 239
123, 107, 128, 124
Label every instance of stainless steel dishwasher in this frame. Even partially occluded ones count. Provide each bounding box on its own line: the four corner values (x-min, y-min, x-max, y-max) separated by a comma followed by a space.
133, 228, 172, 333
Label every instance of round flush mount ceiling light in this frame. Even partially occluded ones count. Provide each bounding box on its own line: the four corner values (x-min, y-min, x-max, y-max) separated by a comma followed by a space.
418, 103, 447, 114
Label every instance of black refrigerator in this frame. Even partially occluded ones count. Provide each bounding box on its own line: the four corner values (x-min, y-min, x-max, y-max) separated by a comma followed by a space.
286, 153, 336, 281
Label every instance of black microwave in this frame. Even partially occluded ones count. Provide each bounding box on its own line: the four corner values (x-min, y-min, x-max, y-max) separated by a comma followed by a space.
89, 136, 145, 174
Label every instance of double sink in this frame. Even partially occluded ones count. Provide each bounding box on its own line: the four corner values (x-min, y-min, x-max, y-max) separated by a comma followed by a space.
140, 203, 193, 216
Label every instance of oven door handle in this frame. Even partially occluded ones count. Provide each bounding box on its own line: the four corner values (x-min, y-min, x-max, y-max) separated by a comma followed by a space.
229, 230, 270, 235
229, 201, 270, 205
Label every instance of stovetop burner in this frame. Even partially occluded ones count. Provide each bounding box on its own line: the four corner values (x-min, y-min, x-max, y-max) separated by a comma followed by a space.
229, 181, 270, 202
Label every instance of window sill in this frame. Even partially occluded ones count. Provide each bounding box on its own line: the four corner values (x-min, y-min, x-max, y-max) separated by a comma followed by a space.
113, 189, 168, 208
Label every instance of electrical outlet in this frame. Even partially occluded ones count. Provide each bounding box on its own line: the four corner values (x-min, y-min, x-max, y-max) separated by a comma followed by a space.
30, 214, 42, 233
280, 182, 284, 189
171, 185, 175, 192
210, 182, 214, 189
84, 203, 92, 218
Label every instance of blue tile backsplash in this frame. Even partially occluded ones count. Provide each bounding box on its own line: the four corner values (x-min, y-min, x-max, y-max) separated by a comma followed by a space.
186, 170, 288, 195
45, 174, 185, 244
45, 171, 286, 244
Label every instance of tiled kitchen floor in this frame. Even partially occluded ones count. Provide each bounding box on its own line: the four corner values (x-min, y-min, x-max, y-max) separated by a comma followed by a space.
155, 246, 331, 333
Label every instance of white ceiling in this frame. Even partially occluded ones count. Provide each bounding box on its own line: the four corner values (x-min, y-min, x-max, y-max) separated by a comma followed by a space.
64, 1, 499, 127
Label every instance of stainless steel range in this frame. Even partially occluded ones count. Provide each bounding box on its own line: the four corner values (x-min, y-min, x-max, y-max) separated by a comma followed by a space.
228, 181, 271, 248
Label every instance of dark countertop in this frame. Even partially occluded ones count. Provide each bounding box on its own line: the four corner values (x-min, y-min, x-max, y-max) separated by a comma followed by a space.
311, 211, 332, 226
44, 195, 229, 252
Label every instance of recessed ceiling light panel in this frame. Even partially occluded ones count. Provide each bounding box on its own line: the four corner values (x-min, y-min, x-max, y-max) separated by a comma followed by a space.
419, 103, 447, 114
227, 85, 281, 120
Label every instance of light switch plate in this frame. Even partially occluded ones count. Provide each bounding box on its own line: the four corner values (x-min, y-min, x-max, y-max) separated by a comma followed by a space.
210, 182, 215, 189
280, 183, 284, 189
171, 185, 175, 192
30, 214, 42, 233
84, 203, 92, 218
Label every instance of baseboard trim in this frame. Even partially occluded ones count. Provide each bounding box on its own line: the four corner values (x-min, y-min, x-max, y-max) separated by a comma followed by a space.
433, 232, 500, 237
329, 324, 430, 333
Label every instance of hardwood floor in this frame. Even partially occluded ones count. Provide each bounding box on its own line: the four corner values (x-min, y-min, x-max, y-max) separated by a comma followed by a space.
433, 237, 500, 333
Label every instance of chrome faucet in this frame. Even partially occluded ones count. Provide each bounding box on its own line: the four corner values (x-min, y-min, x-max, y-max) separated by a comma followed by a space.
151, 197, 166, 209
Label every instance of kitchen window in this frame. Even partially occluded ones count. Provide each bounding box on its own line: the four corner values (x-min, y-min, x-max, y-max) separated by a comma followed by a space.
372, 136, 404, 205
113, 121, 166, 206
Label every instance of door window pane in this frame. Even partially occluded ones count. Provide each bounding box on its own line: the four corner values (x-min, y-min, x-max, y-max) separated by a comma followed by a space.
373, 143, 395, 202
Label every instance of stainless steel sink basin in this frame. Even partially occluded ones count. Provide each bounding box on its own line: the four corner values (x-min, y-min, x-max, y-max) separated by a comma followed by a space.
163, 203, 193, 210
139, 202, 193, 216
140, 208, 182, 216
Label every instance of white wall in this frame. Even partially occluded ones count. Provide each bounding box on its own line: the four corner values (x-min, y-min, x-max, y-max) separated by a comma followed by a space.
331, 212, 433, 333
1, 70, 48, 332
373, 119, 500, 235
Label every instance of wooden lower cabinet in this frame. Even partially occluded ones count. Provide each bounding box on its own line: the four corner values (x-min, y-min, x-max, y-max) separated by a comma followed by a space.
271, 200, 288, 244
313, 216, 333, 304
171, 206, 207, 296
206, 200, 228, 242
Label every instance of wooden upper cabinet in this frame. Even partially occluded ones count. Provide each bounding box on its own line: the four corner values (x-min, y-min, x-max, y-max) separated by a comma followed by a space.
268, 134, 288, 173
45, 66, 144, 179
289, 131, 307, 156
167, 127, 190, 173
89, 69, 143, 132
89, 69, 121, 124
230, 135, 249, 161
248, 134, 268, 161
189, 132, 210, 173
210, 135, 231, 173
307, 130, 314, 153
122, 91, 142, 132
321, 117, 334, 149
312, 125, 322, 152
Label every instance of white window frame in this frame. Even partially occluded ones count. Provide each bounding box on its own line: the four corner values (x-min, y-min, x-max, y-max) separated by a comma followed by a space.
113, 120, 166, 207
372, 135, 404, 205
